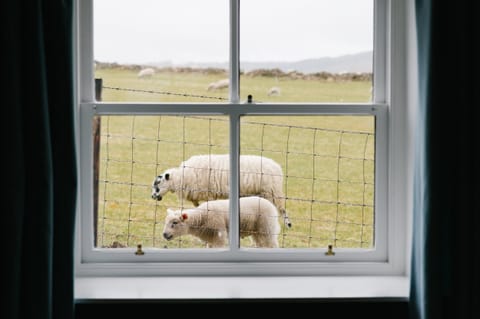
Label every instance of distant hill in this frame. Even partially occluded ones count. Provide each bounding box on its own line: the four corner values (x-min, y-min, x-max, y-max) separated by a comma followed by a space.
147, 51, 373, 74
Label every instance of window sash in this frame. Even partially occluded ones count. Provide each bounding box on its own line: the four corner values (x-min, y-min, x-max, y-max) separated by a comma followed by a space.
79, 102, 387, 263
77, 0, 391, 266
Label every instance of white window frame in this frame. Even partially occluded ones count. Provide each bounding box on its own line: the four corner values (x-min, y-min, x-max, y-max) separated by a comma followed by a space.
74, 0, 409, 277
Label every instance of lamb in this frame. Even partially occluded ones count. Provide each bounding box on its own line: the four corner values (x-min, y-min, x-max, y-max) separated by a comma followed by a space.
162, 196, 280, 248
152, 154, 292, 228
137, 67, 155, 78
207, 78, 229, 91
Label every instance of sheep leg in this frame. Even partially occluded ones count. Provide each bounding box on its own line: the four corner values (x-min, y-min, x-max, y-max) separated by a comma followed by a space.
207, 230, 227, 248
252, 234, 278, 248
280, 208, 292, 228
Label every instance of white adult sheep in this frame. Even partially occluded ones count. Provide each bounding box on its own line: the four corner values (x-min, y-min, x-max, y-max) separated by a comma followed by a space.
137, 67, 155, 78
162, 196, 280, 248
152, 154, 292, 228
267, 86, 281, 96
207, 78, 229, 91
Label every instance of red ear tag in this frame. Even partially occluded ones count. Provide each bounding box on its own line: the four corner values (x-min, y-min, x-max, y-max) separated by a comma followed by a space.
181, 213, 188, 220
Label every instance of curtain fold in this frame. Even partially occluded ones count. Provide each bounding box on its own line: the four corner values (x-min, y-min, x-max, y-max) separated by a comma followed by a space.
2, 1, 77, 319
411, 1, 479, 318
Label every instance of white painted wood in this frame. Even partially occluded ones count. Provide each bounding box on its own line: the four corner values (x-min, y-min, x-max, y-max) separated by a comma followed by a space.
75, 0, 411, 278
75, 276, 409, 300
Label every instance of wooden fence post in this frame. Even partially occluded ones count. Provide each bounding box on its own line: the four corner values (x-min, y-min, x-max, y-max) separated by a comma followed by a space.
93, 78, 102, 247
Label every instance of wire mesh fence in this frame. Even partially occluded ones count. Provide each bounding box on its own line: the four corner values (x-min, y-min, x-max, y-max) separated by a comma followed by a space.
96, 113, 375, 249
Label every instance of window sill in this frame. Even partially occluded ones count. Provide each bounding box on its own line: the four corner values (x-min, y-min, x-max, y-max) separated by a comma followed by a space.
75, 276, 409, 301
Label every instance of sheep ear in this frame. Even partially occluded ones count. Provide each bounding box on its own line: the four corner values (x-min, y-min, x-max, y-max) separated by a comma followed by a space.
181, 213, 188, 220
164, 173, 170, 180
167, 208, 175, 215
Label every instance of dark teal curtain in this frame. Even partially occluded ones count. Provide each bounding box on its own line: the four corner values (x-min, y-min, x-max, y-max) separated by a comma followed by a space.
411, 1, 479, 318
2, 0, 77, 319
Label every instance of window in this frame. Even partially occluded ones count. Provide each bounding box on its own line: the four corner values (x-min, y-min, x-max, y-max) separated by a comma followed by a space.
76, 0, 408, 276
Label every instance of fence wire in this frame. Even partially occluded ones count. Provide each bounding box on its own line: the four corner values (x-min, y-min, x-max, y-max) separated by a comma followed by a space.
96, 109, 374, 250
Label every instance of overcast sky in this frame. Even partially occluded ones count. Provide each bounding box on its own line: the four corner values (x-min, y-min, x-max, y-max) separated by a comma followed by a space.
94, 0, 373, 65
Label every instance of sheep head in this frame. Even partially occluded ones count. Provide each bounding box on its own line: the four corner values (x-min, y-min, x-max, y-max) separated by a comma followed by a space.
162, 209, 189, 241
151, 170, 173, 201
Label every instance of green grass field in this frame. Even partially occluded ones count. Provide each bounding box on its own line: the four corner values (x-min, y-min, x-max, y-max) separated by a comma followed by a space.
94, 66, 375, 249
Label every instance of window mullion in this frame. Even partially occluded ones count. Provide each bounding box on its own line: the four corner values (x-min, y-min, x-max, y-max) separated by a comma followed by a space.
229, 0, 240, 103
229, 114, 240, 252
228, 0, 241, 253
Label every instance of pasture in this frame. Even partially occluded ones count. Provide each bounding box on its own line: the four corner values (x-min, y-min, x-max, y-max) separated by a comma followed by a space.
94, 65, 375, 249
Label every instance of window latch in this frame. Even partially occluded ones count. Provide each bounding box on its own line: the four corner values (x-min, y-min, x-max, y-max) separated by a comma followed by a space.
325, 244, 335, 256
135, 244, 145, 255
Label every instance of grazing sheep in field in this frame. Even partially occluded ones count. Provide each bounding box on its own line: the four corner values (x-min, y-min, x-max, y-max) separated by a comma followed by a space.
152, 154, 292, 228
162, 196, 280, 248
267, 86, 281, 96
207, 78, 229, 91
137, 67, 155, 78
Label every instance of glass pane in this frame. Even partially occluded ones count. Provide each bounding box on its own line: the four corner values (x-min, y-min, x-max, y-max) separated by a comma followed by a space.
240, 0, 373, 102
94, 0, 229, 102
94, 115, 229, 248
240, 116, 375, 249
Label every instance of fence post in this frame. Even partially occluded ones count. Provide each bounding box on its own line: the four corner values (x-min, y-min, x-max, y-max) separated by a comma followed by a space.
93, 78, 102, 247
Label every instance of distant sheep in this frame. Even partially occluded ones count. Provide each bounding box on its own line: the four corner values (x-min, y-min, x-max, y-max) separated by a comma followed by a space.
162, 196, 280, 248
137, 67, 155, 78
207, 78, 229, 91
152, 154, 292, 228
267, 86, 281, 96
